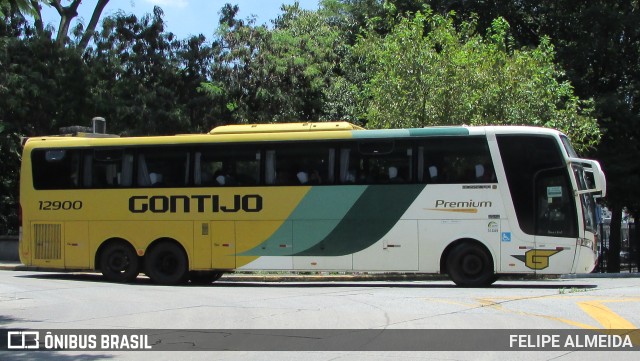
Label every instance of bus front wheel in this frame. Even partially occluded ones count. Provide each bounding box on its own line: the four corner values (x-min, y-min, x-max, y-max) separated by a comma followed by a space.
446, 243, 496, 287
100, 242, 140, 283
145, 242, 189, 285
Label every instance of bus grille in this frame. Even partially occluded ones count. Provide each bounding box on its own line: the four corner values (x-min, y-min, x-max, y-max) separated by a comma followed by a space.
34, 224, 62, 260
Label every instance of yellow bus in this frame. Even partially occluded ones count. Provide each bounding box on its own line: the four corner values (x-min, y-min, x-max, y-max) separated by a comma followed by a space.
19, 122, 606, 286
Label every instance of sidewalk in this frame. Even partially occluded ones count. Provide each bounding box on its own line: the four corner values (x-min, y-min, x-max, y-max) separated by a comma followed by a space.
2, 260, 639, 281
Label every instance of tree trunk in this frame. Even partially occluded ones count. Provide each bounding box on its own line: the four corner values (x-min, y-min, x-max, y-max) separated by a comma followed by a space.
51, 0, 81, 48
78, 0, 109, 51
50, 0, 109, 50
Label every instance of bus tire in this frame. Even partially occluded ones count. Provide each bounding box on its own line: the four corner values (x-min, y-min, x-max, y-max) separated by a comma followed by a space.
446, 243, 496, 287
189, 271, 224, 284
145, 242, 189, 285
100, 242, 140, 283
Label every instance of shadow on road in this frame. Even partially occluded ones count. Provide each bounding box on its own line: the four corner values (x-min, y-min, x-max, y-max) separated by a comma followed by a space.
14, 272, 598, 290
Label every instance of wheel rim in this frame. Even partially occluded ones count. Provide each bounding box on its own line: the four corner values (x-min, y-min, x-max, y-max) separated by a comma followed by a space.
101, 243, 139, 282
107, 251, 130, 273
461, 253, 483, 276
156, 251, 178, 276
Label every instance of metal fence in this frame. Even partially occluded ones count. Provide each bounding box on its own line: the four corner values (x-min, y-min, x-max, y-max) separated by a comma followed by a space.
595, 219, 638, 273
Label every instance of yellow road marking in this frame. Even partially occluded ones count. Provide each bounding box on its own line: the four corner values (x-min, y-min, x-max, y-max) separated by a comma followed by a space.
578, 300, 636, 329
424, 295, 640, 337
476, 297, 598, 329
577, 299, 640, 345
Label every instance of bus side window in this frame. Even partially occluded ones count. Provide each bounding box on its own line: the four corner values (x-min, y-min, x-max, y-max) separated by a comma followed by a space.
419, 137, 494, 184
196, 147, 261, 187
31, 149, 81, 190
136, 148, 190, 187
89, 149, 131, 188
121, 154, 134, 186
267, 144, 335, 186
340, 141, 412, 184
137, 154, 152, 186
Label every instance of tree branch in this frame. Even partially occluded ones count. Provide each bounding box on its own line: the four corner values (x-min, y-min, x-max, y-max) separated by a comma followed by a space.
51, 0, 81, 48
78, 0, 109, 51
30, 0, 43, 33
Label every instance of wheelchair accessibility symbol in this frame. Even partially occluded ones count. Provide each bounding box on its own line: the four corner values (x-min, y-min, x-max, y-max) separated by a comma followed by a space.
501, 232, 511, 242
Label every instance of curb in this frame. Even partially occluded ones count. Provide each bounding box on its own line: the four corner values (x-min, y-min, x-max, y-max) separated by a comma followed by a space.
560, 272, 640, 279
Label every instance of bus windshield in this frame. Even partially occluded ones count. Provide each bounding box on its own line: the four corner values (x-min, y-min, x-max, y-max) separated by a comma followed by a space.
572, 164, 597, 234
562, 134, 603, 234
560, 135, 579, 158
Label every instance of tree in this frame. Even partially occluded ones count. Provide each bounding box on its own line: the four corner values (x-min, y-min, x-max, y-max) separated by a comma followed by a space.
86, 7, 191, 135
10, 0, 110, 50
354, 8, 600, 152
0, 120, 21, 235
206, 3, 343, 123
430, 0, 640, 272
1, 10, 92, 234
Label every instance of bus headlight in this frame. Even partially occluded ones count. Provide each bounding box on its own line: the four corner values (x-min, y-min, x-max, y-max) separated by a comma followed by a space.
577, 238, 593, 249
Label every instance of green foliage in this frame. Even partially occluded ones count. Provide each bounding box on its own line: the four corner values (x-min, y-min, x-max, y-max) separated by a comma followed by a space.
211, 3, 343, 123
0, 0, 41, 19
3, 0, 630, 235
85, 7, 216, 134
355, 9, 600, 152
87, 7, 185, 135
0, 120, 20, 234
419, 1, 640, 215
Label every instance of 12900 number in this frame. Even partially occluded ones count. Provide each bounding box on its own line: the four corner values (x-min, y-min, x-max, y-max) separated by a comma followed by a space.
38, 201, 83, 210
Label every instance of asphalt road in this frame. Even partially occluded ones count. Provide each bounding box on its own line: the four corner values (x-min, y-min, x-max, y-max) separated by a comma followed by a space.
1, 269, 639, 360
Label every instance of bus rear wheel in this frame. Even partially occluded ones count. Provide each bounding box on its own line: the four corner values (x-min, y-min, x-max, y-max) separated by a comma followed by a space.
145, 242, 188, 285
100, 242, 139, 283
446, 243, 496, 287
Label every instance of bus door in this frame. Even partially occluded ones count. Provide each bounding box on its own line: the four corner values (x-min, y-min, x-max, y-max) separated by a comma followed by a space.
209, 221, 236, 269
531, 167, 579, 274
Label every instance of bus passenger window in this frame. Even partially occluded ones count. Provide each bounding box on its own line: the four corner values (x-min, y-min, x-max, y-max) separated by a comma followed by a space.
388, 166, 404, 183
475, 163, 495, 183
427, 166, 439, 182
418, 137, 494, 184
31, 149, 81, 190
87, 149, 132, 188
195, 147, 260, 187
136, 148, 190, 187
340, 141, 412, 184
268, 144, 335, 186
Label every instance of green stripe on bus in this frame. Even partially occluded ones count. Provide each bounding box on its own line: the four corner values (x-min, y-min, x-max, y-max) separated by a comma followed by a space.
352, 129, 411, 138
407, 127, 469, 136
293, 184, 425, 257
351, 127, 469, 139
239, 186, 367, 256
